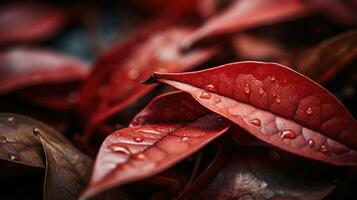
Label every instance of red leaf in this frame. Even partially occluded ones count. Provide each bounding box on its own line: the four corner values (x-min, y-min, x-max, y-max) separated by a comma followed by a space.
0, 48, 89, 95
147, 61, 357, 166
81, 91, 231, 199
0, 3, 67, 45
79, 25, 216, 128
182, 0, 309, 48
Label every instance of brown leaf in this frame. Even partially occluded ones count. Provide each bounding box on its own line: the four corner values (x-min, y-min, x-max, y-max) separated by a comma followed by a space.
0, 113, 93, 200
294, 30, 357, 84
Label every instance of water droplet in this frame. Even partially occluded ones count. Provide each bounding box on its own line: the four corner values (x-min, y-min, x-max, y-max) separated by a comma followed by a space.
320, 145, 328, 153
215, 96, 221, 103
128, 69, 140, 80
271, 75, 276, 82
205, 84, 215, 91
272, 90, 277, 97
0, 136, 7, 143
133, 137, 144, 143
133, 153, 145, 160
244, 84, 250, 94
280, 130, 297, 139
276, 96, 281, 104
250, 119, 261, 126
136, 128, 161, 134
307, 139, 315, 147
259, 88, 264, 95
305, 107, 313, 115
7, 117, 14, 122
182, 137, 189, 141
199, 91, 211, 99
8, 154, 20, 161
108, 144, 130, 154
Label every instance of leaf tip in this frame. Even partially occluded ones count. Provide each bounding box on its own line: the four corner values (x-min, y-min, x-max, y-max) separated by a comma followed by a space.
142, 74, 158, 84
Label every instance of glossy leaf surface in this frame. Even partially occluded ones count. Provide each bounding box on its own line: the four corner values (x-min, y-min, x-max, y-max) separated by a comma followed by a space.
79, 26, 216, 127
81, 92, 231, 199
148, 61, 357, 166
0, 113, 93, 200
182, 0, 309, 48
0, 48, 89, 95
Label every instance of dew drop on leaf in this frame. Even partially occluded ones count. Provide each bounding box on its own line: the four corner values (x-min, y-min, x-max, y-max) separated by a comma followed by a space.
205, 84, 215, 91
199, 91, 211, 99
305, 107, 313, 115
133, 137, 144, 143
259, 88, 264, 95
244, 83, 250, 94
276, 96, 281, 104
7, 117, 14, 122
108, 144, 130, 155
307, 139, 315, 147
271, 75, 276, 82
133, 153, 145, 160
8, 154, 21, 161
280, 130, 297, 139
250, 118, 261, 126
320, 145, 328, 153
181, 137, 189, 141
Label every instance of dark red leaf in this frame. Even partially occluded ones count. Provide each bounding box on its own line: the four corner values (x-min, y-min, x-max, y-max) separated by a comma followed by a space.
0, 48, 89, 95
182, 0, 309, 48
293, 30, 357, 84
81, 92, 231, 199
198, 146, 338, 199
147, 61, 357, 166
0, 3, 67, 45
0, 113, 93, 200
79, 25, 216, 129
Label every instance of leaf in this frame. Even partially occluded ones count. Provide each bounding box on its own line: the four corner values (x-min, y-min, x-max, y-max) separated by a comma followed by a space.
197, 146, 339, 200
0, 2, 67, 45
293, 30, 357, 84
146, 61, 357, 166
79, 25, 216, 128
81, 91, 231, 199
182, 0, 309, 48
0, 113, 93, 200
0, 48, 89, 95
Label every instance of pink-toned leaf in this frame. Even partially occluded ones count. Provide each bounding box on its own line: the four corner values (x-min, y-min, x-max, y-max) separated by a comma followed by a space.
182, 0, 309, 48
0, 3, 67, 45
0, 48, 89, 95
293, 30, 357, 84
198, 146, 338, 199
79, 25, 216, 128
81, 92, 231, 199
147, 61, 357, 166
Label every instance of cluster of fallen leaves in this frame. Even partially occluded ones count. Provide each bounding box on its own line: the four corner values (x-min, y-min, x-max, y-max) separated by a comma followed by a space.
0, 0, 356, 199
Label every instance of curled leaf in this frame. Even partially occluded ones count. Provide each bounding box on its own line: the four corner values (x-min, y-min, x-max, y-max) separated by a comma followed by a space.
147, 61, 357, 166
81, 92, 231, 199
0, 113, 93, 200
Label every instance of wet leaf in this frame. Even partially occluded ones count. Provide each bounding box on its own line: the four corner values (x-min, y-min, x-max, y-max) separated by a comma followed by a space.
182, 0, 309, 48
147, 61, 357, 166
81, 92, 231, 199
0, 48, 89, 95
293, 30, 357, 84
0, 2, 67, 45
79, 25, 216, 129
0, 113, 93, 200
198, 146, 339, 200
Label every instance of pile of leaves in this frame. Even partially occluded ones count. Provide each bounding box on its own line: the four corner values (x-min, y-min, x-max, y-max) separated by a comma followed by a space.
0, 0, 356, 199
